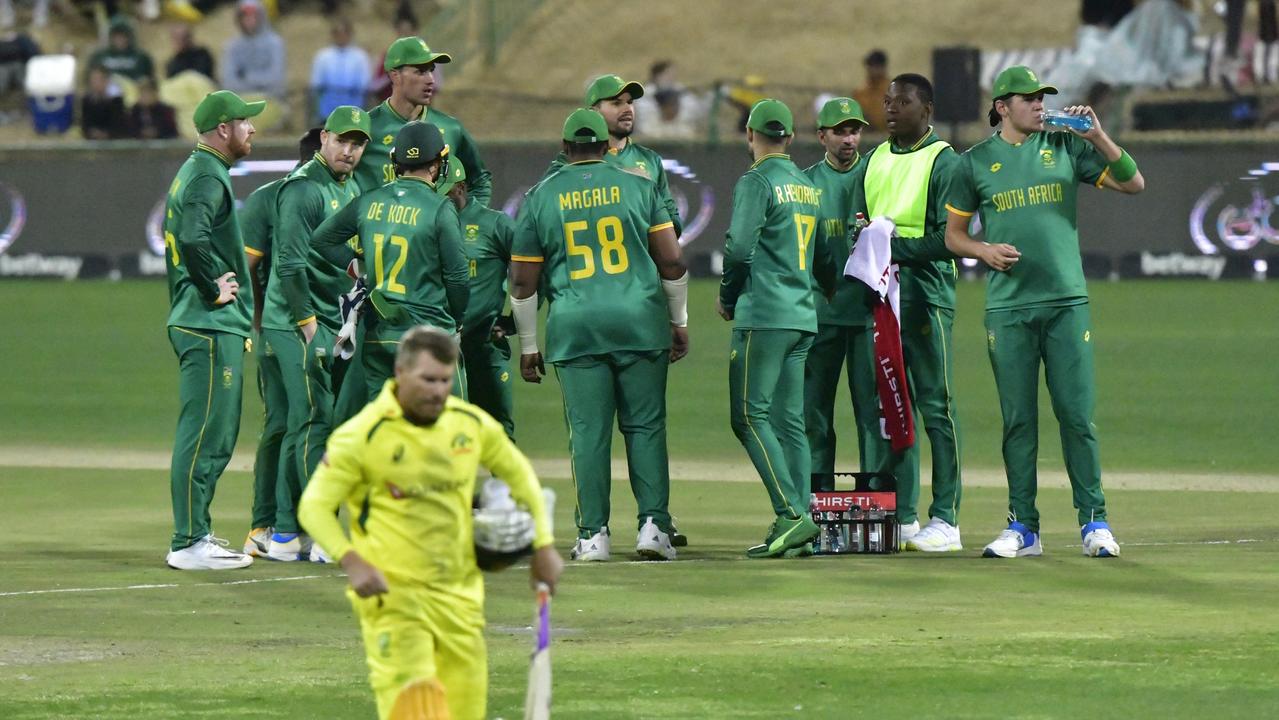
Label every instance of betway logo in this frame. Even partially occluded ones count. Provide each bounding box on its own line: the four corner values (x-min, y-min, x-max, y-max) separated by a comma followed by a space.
1141, 252, 1226, 280
0, 253, 83, 279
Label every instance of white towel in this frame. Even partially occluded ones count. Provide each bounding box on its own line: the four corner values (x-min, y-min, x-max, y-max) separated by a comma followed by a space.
843, 217, 900, 318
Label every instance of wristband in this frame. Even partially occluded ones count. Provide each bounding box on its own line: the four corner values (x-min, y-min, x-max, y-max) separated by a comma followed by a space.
509, 292, 540, 355
1108, 149, 1138, 183
661, 271, 689, 327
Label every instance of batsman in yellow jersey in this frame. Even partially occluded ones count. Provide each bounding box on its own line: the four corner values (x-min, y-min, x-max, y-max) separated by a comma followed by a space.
299, 326, 563, 720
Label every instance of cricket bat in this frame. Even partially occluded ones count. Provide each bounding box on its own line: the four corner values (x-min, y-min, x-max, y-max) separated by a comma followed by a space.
523, 581, 552, 720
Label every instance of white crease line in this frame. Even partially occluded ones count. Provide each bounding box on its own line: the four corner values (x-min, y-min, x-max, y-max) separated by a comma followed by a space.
0, 573, 344, 598
3, 538, 1271, 597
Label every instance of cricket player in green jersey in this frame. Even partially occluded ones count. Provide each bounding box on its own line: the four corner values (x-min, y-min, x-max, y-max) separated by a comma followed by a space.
438, 161, 517, 438
510, 108, 690, 562
240, 127, 323, 557
718, 99, 837, 559
259, 106, 370, 562
801, 97, 881, 493
944, 66, 1144, 559
312, 121, 470, 401
163, 90, 264, 570
353, 37, 492, 206
848, 73, 985, 553
542, 74, 683, 236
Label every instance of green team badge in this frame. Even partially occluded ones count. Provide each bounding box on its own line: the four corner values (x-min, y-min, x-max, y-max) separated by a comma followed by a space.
451, 433, 473, 455
350, 108, 362, 123
465, 224, 479, 241
221, 366, 233, 389
987, 330, 996, 350
1040, 149, 1056, 169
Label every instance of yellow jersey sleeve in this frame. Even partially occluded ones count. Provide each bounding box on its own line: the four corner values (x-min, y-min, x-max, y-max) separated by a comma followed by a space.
478, 411, 554, 549
299, 420, 368, 562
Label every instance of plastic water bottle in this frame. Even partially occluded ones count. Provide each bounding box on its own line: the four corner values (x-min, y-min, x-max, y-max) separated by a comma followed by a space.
1043, 110, 1093, 133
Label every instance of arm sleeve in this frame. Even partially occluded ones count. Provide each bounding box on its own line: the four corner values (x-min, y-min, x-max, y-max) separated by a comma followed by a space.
455, 125, 492, 207
892, 147, 959, 264
511, 198, 545, 262
945, 152, 979, 217
1067, 133, 1108, 187
310, 197, 361, 269
240, 188, 271, 258
275, 180, 323, 324
176, 174, 230, 304
436, 203, 470, 327
298, 425, 366, 561
653, 157, 683, 236
495, 211, 515, 263
811, 205, 836, 295
477, 413, 553, 548
719, 173, 768, 310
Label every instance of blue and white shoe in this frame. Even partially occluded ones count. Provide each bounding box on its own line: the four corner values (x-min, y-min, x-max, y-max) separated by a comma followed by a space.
1081, 522, 1120, 557
266, 532, 304, 562
982, 522, 1042, 558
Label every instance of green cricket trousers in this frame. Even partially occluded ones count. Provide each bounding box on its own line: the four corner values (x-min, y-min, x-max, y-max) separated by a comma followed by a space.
168, 326, 246, 551
250, 333, 287, 530
462, 332, 515, 439
803, 322, 888, 491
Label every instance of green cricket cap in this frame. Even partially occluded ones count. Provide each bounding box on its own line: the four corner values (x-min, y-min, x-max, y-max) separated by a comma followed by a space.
584, 74, 645, 107
323, 105, 371, 140
192, 90, 266, 133
992, 65, 1058, 99
383, 36, 452, 72
562, 108, 609, 143
746, 98, 793, 138
816, 97, 868, 129
436, 158, 466, 196
392, 121, 448, 167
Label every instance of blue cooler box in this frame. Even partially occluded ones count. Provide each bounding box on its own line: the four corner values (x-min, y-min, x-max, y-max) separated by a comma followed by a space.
25, 54, 76, 135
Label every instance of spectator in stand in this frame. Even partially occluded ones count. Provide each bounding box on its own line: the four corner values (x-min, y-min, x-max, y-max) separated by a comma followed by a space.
370, 4, 417, 103
82, 65, 127, 140
129, 77, 178, 139
0, 28, 39, 95
1222, 0, 1278, 85
166, 23, 216, 80
310, 17, 370, 122
639, 88, 701, 140
852, 49, 890, 131
222, 0, 286, 102
0, 0, 49, 29
87, 15, 155, 82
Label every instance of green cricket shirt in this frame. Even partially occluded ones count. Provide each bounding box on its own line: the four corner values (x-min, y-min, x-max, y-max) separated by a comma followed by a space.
720, 153, 831, 334
354, 101, 493, 206
241, 177, 285, 287
947, 131, 1108, 312
512, 159, 674, 363
544, 139, 683, 236
457, 200, 514, 340
262, 154, 360, 332
163, 144, 252, 337
804, 153, 871, 328
850, 129, 960, 310
312, 175, 469, 339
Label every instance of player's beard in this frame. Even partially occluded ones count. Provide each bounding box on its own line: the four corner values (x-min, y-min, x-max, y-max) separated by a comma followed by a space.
227, 133, 252, 159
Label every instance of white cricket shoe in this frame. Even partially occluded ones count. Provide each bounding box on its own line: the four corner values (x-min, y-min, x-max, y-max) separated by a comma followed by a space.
897, 520, 920, 550
570, 527, 611, 561
906, 517, 963, 552
309, 542, 332, 564
1081, 522, 1121, 558
635, 517, 676, 560
982, 522, 1042, 558
243, 527, 272, 557
166, 535, 253, 570
266, 532, 304, 562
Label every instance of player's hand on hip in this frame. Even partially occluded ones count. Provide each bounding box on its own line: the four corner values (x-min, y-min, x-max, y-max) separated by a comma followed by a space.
520, 352, 545, 383
530, 545, 563, 594
214, 272, 239, 305
299, 318, 318, 345
670, 325, 690, 363
980, 242, 1021, 272
715, 297, 734, 321
339, 551, 389, 598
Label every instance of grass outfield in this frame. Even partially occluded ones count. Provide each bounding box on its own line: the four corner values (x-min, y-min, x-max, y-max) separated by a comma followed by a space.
1, 468, 1277, 719
1, 278, 1277, 718
4, 279, 1277, 473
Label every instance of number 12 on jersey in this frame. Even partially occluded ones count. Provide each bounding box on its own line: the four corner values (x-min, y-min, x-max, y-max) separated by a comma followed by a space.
564, 215, 629, 280
372, 233, 408, 294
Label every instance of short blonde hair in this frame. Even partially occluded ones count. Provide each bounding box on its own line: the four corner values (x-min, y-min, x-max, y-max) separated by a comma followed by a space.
395, 326, 459, 369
